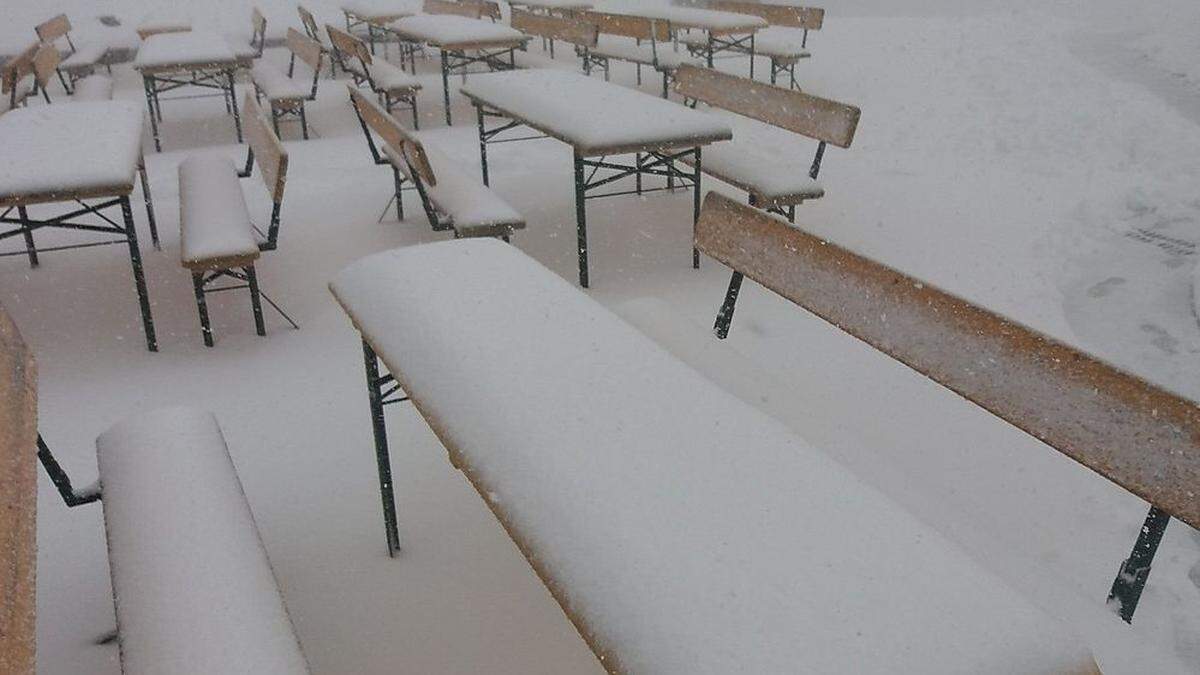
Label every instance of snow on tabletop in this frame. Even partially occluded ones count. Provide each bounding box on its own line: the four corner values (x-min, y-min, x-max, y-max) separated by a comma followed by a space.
459, 69, 732, 155
178, 154, 260, 265
0, 102, 143, 200
134, 31, 237, 69
96, 407, 309, 675
341, 0, 422, 18
388, 15, 527, 48
329, 239, 1097, 675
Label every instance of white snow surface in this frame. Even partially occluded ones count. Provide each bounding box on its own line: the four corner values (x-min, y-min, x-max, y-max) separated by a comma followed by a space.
388, 14, 528, 48
178, 154, 261, 265
96, 407, 309, 674
134, 31, 238, 69
459, 68, 732, 154
599, 3, 768, 32
341, 0, 422, 20
0, 101, 143, 199
381, 144, 524, 231
330, 239, 1097, 675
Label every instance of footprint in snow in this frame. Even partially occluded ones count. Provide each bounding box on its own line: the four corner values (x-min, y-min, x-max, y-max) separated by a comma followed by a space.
1086, 276, 1126, 298
1140, 323, 1180, 355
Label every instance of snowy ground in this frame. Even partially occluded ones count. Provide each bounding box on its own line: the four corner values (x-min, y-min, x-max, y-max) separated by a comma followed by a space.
7, 0, 1200, 673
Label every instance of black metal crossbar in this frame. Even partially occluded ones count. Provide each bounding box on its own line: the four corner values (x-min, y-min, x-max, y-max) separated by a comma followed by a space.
439, 47, 518, 126
142, 67, 243, 152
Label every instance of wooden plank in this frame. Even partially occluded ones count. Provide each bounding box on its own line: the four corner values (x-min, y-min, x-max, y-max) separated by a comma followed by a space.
511, 9, 599, 47
704, 2, 823, 29
695, 191, 1200, 530
0, 302, 37, 675
35, 14, 71, 43
348, 85, 436, 185
327, 24, 371, 65
675, 64, 859, 147
297, 5, 322, 42
31, 43, 61, 90
424, 0, 485, 19
286, 27, 324, 71
583, 11, 670, 42
242, 93, 288, 203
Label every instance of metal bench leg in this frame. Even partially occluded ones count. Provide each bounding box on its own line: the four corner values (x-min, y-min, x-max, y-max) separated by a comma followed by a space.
143, 76, 163, 153
138, 162, 160, 250
121, 197, 157, 352
245, 266, 267, 337
573, 152, 589, 288
440, 50, 452, 126
391, 167, 405, 221
362, 340, 401, 557
692, 147, 702, 268
192, 271, 214, 347
228, 70, 244, 143
477, 105, 489, 186
17, 206, 38, 268
714, 270, 744, 339
1108, 506, 1170, 623
300, 106, 310, 140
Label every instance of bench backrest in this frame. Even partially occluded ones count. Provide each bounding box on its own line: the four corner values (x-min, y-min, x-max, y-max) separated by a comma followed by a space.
582, 10, 670, 42
675, 64, 859, 147
35, 13, 72, 44
0, 302, 37, 675
326, 23, 372, 65
297, 4, 322, 42
2, 42, 37, 98
704, 1, 824, 29
694, 190, 1200, 532
423, 0, 485, 19
252, 7, 268, 41
511, 8, 599, 48
32, 43, 61, 91
243, 93, 289, 204
286, 27, 324, 71
348, 85, 437, 186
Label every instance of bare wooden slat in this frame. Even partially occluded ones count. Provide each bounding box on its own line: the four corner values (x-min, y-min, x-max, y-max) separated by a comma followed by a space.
511, 8, 599, 47
2, 42, 38, 96
0, 302, 37, 675
696, 191, 1200, 529
286, 27, 323, 71
252, 7, 267, 35
31, 43, 61, 90
35, 14, 71, 43
583, 10, 671, 42
348, 85, 437, 186
242, 93, 288, 203
424, 0, 485, 19
327, 24, 372, 64
703, 2, 824, 29
674, 64, 859, 147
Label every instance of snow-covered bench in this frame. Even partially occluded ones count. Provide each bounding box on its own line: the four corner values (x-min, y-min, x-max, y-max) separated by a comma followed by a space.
226, 7, 269, 66
34, 14, 110, 93
696, 190, 1200, 623
327, 24, 422, 125
297, 4, 339, 77
349, 85, 525, 239
684, 2, 824, 88
96, 407, 309, 674
1, 43, 39, 114
329, 238, 1101, 674
180, 94, 293, 346
27, 42, 114, 104
252, 28, 325, 139
675, 64, 859, 222
580, 11, 697, 98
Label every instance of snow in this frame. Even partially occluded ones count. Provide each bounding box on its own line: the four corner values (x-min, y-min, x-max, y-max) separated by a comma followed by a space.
681, 112, 826, 203
330, 238, 1098, 675
251, 62, 310, 100
0, 102, 143, 201
72, 74, 116, 101
364, 59, 421, 90
134, 31, 238, 69
12, 1, 1200, 673
60, 43, 109, 72
178, 154, 260, 266
590, 36, 698, 69
96, 407, 309, 674
740, 26, 810, 58
459, 69, 732, 155
341, 0, 422, 20
380, 144, 524, 234
388, 15, 528, 49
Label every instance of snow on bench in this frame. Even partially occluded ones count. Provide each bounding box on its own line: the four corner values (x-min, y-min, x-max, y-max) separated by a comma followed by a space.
96, 407, 309, 675
696, 191, 1200, 622
26, 42, 114, 104
35, 14, 111, 91
72, 73, 114, 101
0, 43, 37, 115
675, 64, 859, 221
327, 24, 421, 124
329, 239, 1100, 675
579, 10, 695, 96
349, 85, 525, 239
179, 94, 289, 346
389, 14, 526, 50
224, 7, 268, 65
251, 28, 325, 139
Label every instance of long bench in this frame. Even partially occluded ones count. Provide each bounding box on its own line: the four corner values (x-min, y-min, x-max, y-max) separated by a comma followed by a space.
696, 190, 1200, 623
675, 64, 859, 223
688, 2, 825, 88
330, 238, 1100, 674
349, 85, 525, 239
252, 28, 325, 139
179, 94, 295, 347
580, 11, 695, 98
327, 24, 422, 126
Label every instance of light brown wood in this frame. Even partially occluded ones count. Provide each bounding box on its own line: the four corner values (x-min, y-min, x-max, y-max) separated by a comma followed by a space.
348, 85, 436, 186
2, 43, 37, 98
0, 302, 37, 675
31, 43, 61, 90
583, 11, 670, 42
696, 191, 1200, 531
465, 0, 503, 21
675, 64, 859, 147
297, 5, 323, 43
135, 24, 192, 40
35, 14, 71, 43
252, 7, 267, 36
327, 24, 373, 65
424, 0, 485, 19
511, 9, 599, 47
243, 93, 288, 203
703, 2, 824, 29
286, 27, 324, 71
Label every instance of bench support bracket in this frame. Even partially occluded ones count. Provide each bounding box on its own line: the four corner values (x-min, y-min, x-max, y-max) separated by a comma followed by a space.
1107, 505, 1170, 623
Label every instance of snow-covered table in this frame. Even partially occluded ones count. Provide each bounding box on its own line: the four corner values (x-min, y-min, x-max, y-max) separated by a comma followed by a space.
460, 68, 731, 286
330, 238, 1101, 675
0, 101, 159, 351
134, 31, 244, 152
342, 0, 422, 55
386, 14, 530, 125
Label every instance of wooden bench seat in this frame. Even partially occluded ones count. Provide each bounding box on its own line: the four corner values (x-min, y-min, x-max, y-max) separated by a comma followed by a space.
251, 28, 325, 139
685, 115, 825, 204
579, 11, 679, 97
328, 24, 422, 126
96, 407, 309, 674
329, 238, 1100, 675
349, 85, 524, 239
590, 36, 698, 70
